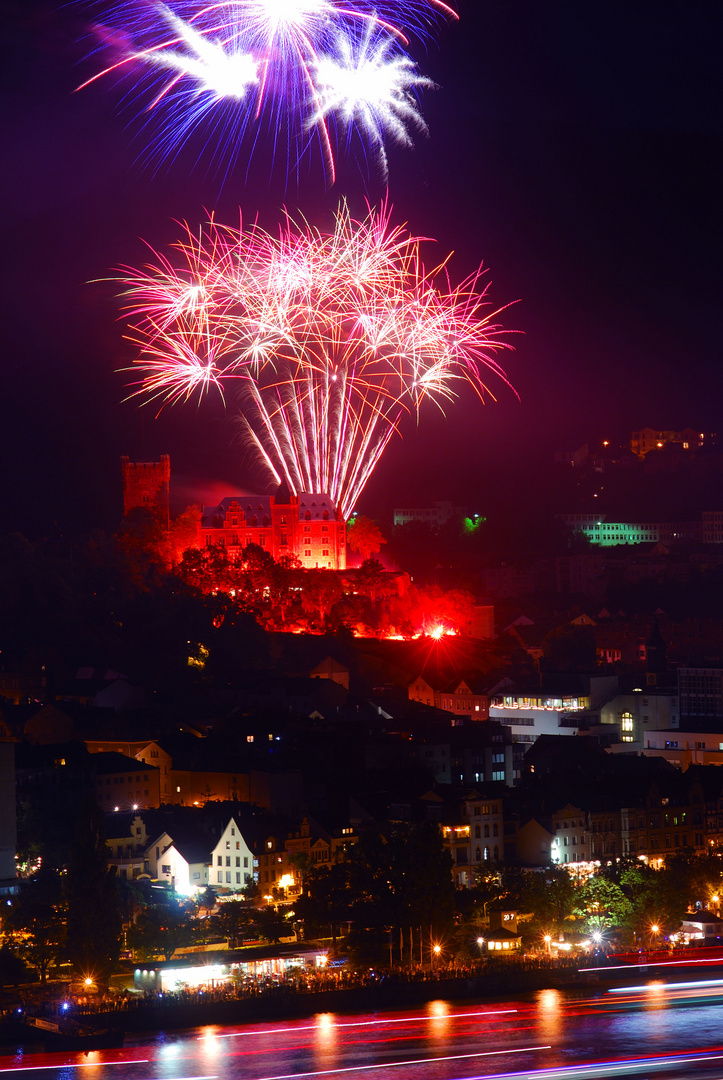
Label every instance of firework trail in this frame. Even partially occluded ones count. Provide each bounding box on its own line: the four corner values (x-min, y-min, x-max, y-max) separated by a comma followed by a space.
79, 0, 455, 182
118, 202, 514, 518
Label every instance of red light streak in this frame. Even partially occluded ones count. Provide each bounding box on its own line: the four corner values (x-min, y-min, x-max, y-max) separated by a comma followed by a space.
251, 1044, 552, 1079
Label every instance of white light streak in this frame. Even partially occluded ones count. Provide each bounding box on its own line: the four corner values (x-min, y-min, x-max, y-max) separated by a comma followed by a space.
251, 1044, 551, 1080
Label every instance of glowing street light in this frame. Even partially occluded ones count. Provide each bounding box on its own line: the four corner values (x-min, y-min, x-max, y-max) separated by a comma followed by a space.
543, 934, 552, 955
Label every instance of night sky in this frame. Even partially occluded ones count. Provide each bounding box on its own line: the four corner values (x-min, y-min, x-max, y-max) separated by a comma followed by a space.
2, 0, 722, 535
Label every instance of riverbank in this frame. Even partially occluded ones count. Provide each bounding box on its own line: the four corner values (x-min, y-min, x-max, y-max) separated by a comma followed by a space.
58, 967, 585, 1034
7, 955, 719, 1044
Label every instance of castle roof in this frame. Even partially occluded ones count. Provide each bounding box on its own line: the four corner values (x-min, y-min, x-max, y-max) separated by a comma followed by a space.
201, 492, 339, 528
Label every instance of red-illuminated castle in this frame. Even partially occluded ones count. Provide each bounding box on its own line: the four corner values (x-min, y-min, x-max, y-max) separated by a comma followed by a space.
121, 457, 346, 570
198, 488, 346, 570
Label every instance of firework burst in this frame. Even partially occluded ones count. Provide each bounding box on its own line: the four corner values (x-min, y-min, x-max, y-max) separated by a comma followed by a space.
80, 0, 455, 183
118, 202, 515, 517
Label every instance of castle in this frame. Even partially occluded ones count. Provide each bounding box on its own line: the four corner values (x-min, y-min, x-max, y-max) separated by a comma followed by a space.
121, 458, 346, 570
120, 455, 170, 529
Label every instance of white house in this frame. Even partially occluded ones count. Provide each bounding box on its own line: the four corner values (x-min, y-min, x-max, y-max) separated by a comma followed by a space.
149, 835, 210, 896
209, 817, 256, 892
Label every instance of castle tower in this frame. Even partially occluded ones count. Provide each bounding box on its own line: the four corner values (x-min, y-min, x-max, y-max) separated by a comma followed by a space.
121, 455, 170, 529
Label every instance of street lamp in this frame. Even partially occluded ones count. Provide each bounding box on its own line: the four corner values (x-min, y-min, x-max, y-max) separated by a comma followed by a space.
544, 935, 552, 956
432, 943, 441, 971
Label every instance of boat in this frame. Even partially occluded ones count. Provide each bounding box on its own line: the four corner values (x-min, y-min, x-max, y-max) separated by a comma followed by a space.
14, 1015, 125, 1051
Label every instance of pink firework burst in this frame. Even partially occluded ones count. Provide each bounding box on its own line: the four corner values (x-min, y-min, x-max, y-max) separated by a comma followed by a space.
118, 202, 516, 517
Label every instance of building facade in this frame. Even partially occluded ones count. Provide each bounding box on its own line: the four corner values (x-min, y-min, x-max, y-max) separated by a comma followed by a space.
198, 490, 346, 570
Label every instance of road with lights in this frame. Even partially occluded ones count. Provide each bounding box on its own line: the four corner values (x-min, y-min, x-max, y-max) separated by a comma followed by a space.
5, 982, 723, 1080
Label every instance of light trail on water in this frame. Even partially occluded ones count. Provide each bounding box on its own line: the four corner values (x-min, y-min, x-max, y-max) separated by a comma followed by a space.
250, 1044, 552, 1080
201, 1008, 518, 1039
0, 1061, 150, 1073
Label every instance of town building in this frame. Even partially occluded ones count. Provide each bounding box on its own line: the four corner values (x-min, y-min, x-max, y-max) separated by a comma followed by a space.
210, 817, 255, 891
630, 427, 709, 459
487, 676, 592, 744
92, 752, 161, 811
393, 502, 457, 528
551, 804, 591, 866
408, 672, 490, 720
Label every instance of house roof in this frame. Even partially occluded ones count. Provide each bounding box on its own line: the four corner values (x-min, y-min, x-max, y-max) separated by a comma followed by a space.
484, 927, 522, 941
91, 751, 159, 775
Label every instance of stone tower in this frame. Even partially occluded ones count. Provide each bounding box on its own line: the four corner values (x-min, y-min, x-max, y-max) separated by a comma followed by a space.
121, 455, 170, 529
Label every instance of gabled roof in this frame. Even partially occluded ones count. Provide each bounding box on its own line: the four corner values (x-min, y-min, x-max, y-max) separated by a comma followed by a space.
485, 926, 521, 941
167, 837, 212, 867
91, 751, 159, 775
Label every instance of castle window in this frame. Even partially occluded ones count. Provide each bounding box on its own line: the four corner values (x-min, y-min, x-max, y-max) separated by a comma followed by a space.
232, 534, 239, 545
321, 525, 328, 532
263, 516, 269, 526
305, 549, 311, 557
251, 517, 257, 526
323, 511, 329, 520
304, 525, 311, 532
280, 534, 288, 545
323, 549, 329, 556
280, 516, 287, 525
305, 511, 311, 520
232, 518, 238, 526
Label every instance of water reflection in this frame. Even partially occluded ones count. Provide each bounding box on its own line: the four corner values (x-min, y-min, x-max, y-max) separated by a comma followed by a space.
10, 988, 723, 1080
537, 987, 563, 1040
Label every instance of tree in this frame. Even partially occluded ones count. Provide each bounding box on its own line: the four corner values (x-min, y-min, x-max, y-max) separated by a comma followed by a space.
298, 860, 353, 945
168, 505, 203, 563
0, 946, 29, 987
127, 904, 194, 961
347, 823, 455, 943
347, 516, 385, 564
301, 570, 344, 624
574, 875, 632, 933
355, 558, 394, 607
197, 886, 217, 917
254, 905, 289, 944
214, 899, 255, 948
64, 801, 122, 985
4, 868, 65, 983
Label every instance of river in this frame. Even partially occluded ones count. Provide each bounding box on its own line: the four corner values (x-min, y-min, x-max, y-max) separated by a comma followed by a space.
5, 979, 723, 1080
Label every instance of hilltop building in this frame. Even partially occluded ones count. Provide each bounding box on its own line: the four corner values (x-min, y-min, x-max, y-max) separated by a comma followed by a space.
198, 488, 346, 570
121, 457, 346, 569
